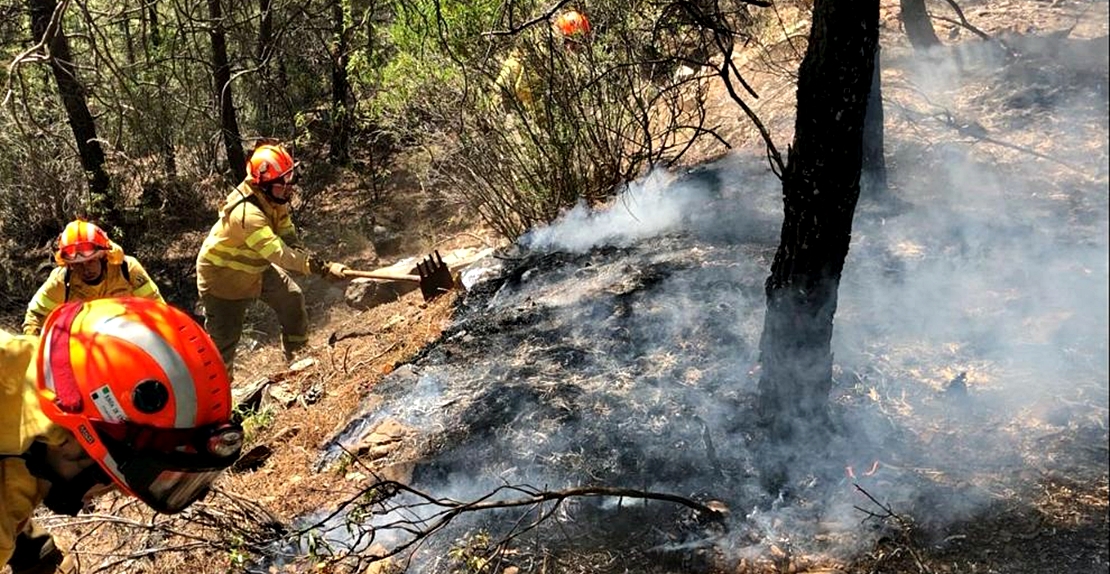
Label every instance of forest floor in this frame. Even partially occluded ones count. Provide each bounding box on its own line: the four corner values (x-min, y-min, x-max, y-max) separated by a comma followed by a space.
9, 0, 1107, 573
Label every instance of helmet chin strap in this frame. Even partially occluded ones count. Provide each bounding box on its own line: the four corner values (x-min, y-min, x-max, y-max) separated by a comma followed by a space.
260, 183, 291, 205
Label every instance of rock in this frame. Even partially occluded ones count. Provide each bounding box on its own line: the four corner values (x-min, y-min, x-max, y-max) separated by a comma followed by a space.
233, 377, 273, 411
302, 383, 323, 406
289, 357, 316, 372
231, 444, 273, 473
360, 545, 397, 574
353, 418, 410, 460
371, 229, 405, 257
945, 371, 968, 399
378, 461, 415, 484
266, 383, 299, 409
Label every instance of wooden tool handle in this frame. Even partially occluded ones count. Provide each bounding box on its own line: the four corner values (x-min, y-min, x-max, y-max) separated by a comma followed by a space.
342, 269, 422, 282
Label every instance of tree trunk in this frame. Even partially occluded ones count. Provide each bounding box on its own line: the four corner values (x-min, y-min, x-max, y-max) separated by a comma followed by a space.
900, 0, 941, 50
28, 0, 117, 228
757, 0, 879, 439
329, 0, 351, 163
208, 0, 245, 181
257, 0, 274, 133
861, 44, 888, 199
145, 0, 176, 177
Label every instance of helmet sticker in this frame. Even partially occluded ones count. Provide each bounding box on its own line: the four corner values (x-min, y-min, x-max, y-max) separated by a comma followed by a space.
91, 385, 127, 423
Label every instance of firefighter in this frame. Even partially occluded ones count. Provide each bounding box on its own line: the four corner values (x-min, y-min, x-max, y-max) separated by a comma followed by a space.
196, 140, 348, 375
23, 219, 164, 337
494, 8, 592, 109
1, 298, 243, 574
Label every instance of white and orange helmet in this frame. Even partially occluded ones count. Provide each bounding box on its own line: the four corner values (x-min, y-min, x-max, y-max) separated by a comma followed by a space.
247, 143, 297, 185
35, 298, 243, 514
54, 219, 112, 266
554, 9, 591, 39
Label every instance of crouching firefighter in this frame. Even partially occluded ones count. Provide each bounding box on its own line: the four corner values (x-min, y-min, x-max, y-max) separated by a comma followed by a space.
23, 219, 164, 337
196, 140, 348, 375
1, 298, 244, 574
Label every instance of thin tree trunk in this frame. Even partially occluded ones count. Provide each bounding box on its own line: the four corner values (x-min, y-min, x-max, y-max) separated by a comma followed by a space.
144, 0, 176, 176
757, 0, 880, 438
861, 44, 888, 199
122, 9, 134, 66
208, 0, 245, 181
28, 0, 117, 226
257, 0, 274, 134
330, 0, 351, 163
900, 0, 941, 50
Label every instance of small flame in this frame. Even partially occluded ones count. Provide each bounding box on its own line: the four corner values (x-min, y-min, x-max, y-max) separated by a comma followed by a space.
845, 460, 881, 480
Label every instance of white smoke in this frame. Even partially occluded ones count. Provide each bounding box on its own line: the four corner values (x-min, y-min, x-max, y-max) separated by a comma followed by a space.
519, 169, 711, 253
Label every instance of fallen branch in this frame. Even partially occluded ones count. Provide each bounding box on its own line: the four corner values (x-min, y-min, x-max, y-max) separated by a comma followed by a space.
853, 485, 932, 574
272, 450, 728, 572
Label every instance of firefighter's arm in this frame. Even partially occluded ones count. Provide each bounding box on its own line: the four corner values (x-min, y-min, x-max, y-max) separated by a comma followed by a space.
22, 270, 67, 337
124, 258, 165, 303
241, 209, 311, 275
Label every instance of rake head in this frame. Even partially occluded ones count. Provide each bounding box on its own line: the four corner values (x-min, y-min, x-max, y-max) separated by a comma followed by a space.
416, 250, 455, 301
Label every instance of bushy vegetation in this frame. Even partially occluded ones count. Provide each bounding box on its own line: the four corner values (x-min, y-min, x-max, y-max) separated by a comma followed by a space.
0, 0, 761, 314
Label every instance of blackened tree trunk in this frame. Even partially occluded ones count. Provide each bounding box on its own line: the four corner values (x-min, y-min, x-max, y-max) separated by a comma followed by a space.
900, 0, 941, 50
861, 44, 888, 198
757, 0, 880, 438
329, 0, 351, 163
208, 0, 245, 181
28, 0, 117, 226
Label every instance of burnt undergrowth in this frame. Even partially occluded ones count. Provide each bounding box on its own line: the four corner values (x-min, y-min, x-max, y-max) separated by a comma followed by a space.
282, 139, 1106, 573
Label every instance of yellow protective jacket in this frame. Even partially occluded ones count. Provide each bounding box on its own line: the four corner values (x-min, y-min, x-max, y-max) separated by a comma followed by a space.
196, 181, 311, 300
495, 49, 534, 108
22, 242, 164, 337
0, 332, 67, 566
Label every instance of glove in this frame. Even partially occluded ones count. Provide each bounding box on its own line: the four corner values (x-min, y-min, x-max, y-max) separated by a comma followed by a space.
324, 262, 349, 281
309, 255, 348, 281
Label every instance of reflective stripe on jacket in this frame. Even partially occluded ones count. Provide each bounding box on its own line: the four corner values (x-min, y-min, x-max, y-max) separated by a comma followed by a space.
196, 181, 310, 300
0, 332, 64, 566
22, 243, 164, 336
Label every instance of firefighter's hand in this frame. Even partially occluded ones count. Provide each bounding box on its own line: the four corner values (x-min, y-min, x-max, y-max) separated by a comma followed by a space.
323, 262, 349, 281
310, 257, 348, 280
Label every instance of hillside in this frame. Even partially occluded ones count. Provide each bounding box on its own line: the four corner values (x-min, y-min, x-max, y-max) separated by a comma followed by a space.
15, 0, 1108, 573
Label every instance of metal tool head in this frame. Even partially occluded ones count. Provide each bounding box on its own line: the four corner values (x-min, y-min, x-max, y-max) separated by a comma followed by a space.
416, 250, 455, 301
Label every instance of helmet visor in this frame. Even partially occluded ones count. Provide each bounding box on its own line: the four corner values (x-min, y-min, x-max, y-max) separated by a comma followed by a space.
93, 421, 244, 514
274, 163, 299, 185
59, 242, 105, 263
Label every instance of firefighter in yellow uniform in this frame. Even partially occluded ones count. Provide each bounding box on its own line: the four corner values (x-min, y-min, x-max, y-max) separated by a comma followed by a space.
2, 298, 243, 574
493, 9, 591, 110
196, 141, 348, 374
23, 220, 164, 337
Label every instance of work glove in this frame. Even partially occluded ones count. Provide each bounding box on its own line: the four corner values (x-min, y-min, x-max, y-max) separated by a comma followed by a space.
309, 255, 348, 281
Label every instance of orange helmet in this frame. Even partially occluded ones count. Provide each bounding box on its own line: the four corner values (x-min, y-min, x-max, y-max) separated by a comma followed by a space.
554, 9, 590, 38
247, 143, 296, 185
54, 219, 111, 266
36, 298, 242, 514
